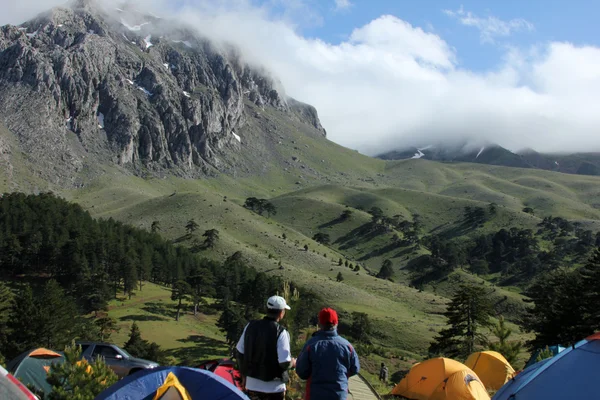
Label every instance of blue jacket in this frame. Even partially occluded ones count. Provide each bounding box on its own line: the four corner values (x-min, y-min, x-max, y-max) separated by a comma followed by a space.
296, 330, 360, 400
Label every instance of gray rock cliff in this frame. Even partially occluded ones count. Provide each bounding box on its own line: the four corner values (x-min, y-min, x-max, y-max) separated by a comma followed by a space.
0, 0, 326, 185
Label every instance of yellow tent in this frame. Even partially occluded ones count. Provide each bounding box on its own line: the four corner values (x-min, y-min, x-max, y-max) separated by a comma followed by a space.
430, 369, 490, 400
464, 351, 515, 391
391, 358, 489, 400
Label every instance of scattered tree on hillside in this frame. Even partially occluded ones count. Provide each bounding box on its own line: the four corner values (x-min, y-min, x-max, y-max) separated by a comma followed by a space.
354, 265, 360, 272
338, 258, 343, 266
340, 210, 353, 221
313, 233, 331, 245
350, 312, 373, 343
46, 342, 117, 400
244, 197, 277, 217
368, 207, 384, 220
487, 316, 522, 365
429, 284, 493, 359
523, 207, 535, 215
377, 259, 393, 279
336, 272, 344, 282
304, 244, 309, 251
151, 220, 161, 233
123, 323, 166, 363
203, 229, 220, 249
186, 219, 199, 235
488, 203, 498, 216
171, 280, 191, 321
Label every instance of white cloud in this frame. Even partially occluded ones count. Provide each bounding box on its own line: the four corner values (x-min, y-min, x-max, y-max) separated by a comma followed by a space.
334, 0, 351, 11
444, 6, 534, 44
3, 1, 600, 155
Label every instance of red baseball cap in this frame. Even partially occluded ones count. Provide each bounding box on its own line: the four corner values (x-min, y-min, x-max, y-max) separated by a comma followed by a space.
319, 307, 339, 326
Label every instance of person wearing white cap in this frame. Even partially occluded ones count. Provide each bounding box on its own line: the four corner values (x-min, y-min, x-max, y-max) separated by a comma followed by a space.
236, 295, 296, 400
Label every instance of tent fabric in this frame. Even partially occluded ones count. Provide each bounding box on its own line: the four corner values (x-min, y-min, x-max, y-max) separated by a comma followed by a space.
430, 369, 490, 400
153, 372, 191, 400
28, 349, 61, 358
465, 351, 515, 391
391, 358, 485, 400
523, 345, 566, 369
493, 333, 600, 400
95, 366, 249, 400
7, 348, 65, 397
0, 365, 38, 400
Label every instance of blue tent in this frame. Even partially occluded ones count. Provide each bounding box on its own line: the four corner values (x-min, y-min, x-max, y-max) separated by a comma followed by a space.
95, 367, 249, 400
493, 333, 600, 400
523, 344, 566, 369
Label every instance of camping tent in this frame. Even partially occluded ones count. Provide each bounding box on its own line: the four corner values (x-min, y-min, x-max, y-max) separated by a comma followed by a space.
391, 358, 489, 400
196, 359, 244, 392
0, 365, 38, 400
95, 366, 249, 400
6, 348, 64, 397
465, 351, 515, 391
430, 369, 490, 400
523, 345, 566, 369
493, 332, 600, 399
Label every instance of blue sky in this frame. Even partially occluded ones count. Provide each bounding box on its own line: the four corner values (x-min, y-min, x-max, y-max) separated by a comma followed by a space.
256, 0, 600, 72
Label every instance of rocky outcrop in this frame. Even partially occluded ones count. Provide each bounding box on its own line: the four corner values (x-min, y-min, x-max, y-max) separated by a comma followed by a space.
0, 1, 326, 184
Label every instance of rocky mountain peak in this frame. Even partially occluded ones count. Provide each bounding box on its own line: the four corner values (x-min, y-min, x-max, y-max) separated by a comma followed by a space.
0, 1, 326, 186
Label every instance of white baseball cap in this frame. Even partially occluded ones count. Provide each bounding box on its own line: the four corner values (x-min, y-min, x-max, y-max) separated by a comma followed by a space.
267, 295, 291, 310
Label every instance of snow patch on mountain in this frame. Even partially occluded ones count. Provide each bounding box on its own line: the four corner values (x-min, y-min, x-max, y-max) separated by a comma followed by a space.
232, 131, 241, 143
121, 18, 149, 31
412, 149, 425, 159
97, 113, 104, 129
183, 91, 191, 98
143, 35, 153, 49
476, 147, 485, 159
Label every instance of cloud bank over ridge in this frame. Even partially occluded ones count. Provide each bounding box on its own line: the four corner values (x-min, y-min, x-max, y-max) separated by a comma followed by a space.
3, 0, 600, 155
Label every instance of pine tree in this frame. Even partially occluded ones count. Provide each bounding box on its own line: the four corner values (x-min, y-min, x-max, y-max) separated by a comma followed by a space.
338, 258, 343, 266
171, 280, 191, 321
94, 316, 120, 342
47, 342, 118, 400
350, 312, 372, 343
5, 286, 41, 358
151, 220, 161, 233
123, 322, 149, 357
217, 302, 246, 349
0, 282, 13, 360
186, 219, 199, 235
429, 284, 493, 360
336, 272, 344, 282
203, 229, 220, 249
377, 259, 393, 279
39, 280, 79, 349
487, 316, 522, 365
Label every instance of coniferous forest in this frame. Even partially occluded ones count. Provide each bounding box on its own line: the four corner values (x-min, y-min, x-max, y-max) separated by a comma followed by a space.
0, 192, 322, 362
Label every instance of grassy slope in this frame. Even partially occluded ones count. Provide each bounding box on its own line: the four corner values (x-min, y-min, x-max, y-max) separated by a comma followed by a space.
6, 100, 600, 384
106, 282, 228, 364
66, 154, 600, 357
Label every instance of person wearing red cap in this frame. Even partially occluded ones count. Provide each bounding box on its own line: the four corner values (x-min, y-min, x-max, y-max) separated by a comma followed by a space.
295, 308, 360, 400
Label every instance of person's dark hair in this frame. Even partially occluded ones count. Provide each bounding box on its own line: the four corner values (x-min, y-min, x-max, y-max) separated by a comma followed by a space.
266, 308, 283, 318
381, 362, 385, 367
321, 323, 336, 331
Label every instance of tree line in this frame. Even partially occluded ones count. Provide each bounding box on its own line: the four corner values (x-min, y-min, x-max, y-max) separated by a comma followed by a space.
0, 192, 322, 363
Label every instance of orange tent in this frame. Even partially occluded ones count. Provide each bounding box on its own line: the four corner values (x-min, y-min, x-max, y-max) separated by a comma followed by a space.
464, 351, 515, 391
430, 369, 490, 400
391, 358, 489, 400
